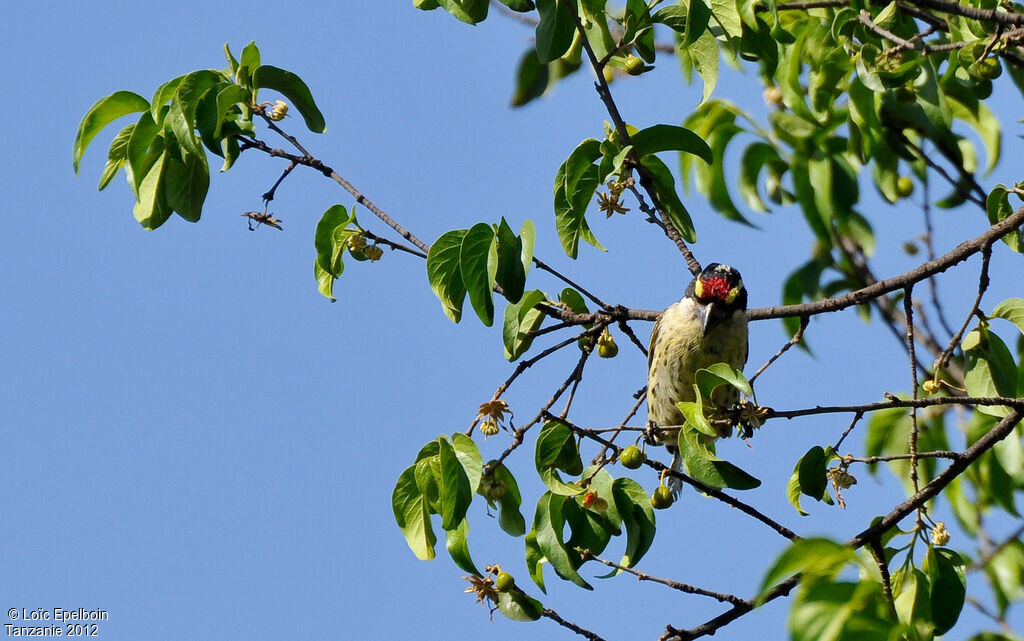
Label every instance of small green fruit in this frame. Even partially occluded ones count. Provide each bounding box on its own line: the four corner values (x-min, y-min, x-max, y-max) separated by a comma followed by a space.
896, 176, 914, 198
597, 340, 618, 358
623, 55, 646, 76
620, 445, 645, 469
976, 57, 1002, 80
651, 485, 674, 509
495, 571, 515, 592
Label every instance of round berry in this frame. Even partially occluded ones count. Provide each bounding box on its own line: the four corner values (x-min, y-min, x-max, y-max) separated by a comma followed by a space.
495, 571, 515, 592
651, 485, 674, 509
620, 445, 645, 469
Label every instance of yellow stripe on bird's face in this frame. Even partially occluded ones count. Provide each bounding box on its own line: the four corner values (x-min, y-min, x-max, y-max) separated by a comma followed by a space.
724, 282, 742, 305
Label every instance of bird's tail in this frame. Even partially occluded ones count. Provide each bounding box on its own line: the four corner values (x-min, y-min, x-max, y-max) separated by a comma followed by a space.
666, 446, 684, 496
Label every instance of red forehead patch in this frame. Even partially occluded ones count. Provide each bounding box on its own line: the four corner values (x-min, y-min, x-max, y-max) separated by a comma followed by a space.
701, 276, 732, 301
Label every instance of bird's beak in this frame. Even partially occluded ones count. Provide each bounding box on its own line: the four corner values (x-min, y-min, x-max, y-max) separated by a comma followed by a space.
699, 302, 717, 336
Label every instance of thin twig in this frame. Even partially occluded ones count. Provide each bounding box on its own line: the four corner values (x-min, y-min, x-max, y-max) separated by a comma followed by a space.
261, 160, 297, 203
493, 342, 597, 467
868, 537, 898, 618
669, 410, 1024, 641
846, 450, 960, 464
934, 246, 991, 374
592, 394, 647, 465
766, 394, 1024, 420
469, 324, 607, 434
362, 230, 428, 259
533, 255, 610, 310
579, 551, 748, 606
748, 316, 807, 384
904, 286, 924, 528
846, 409, 1023, 548
570, 5, 702, 276
906, 0, 1024, 26
747, 204, 1024, 321
542, 608, 609, 641
921, 146, 955, 339
239, 135, 431, 253
832, 411, 865, 452
553, 413, 800, 541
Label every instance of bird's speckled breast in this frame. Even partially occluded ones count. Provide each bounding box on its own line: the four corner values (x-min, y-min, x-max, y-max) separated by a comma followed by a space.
647, 298, 748, 432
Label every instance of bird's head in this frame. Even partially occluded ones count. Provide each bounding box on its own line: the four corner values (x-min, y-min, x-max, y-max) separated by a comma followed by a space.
687, 263, 747, 335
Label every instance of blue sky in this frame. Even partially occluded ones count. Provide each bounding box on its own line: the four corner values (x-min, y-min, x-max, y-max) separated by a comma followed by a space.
2, 2, 1022, 640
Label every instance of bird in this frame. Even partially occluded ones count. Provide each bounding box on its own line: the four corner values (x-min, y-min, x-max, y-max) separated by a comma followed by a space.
647, 263, 749, 493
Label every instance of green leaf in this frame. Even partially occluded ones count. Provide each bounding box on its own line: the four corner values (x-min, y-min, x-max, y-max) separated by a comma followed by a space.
991, 298, 1024, 337
631, 124, 712, 164
496, 589, 544, 621
738, 141, 781, 213
444, 518, 480, 574
678, 423, 761, 489
532, 492, 592, 589
797, 446, 829, 501
518, 219, 535, 278
759, 538, 856, 599
162, 151, 209, 222
559, 287, 589, 314
126, 110, 164, 196
893, 568, 933, 638
214, 84, 252, 138
535, 420, 584, 495
315, 259, 336, 302
683, 0, 712, 46
170, 70, 224, 154
495, 218, 526, 303
689, 28, 719, 105
150, 75, 184, 122
512, 48, 550, 107
963, 326, 1018, 416
924, 547, 966, 635
564, 497, 613, 557
500, 0, 535, 10
639, 155, 697, 242
460, 223, 498, 326
480, 461, 527, 536
789, 578, 892, 641
315, 204, 353, 277
786, 470, 810, 516
710, 0, 743, 41
987, 186, 1024, 253
132, 152, 173, 230
97, 123, 135, 191
451, 433, 483, 495
392, 465, 437, 561
74, 91, 150, 175
437, 0, 489, 23
503, 289, 546, 361
427, 229, 469, 323
237, 41, 261, 89
438, 436, 474, 530
535, 0, 575, 63
985, 539, 1024, 616
653, 5, 687, 32
695, 363, 753, 401
525, 528, 547, 592
252, 65, 327, 133
554, 139, 603, 258
612, 478, 656, 569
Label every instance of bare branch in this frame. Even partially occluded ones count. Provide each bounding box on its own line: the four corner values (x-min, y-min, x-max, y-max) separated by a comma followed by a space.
579, 550, 747, 606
